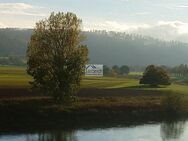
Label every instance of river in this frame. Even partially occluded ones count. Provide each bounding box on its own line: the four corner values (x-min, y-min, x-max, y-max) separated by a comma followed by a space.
0, 119, 187, 141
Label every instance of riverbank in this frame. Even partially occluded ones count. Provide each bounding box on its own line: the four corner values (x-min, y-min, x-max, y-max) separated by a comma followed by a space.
0, 88, 188, 132
0, 66, 188, 132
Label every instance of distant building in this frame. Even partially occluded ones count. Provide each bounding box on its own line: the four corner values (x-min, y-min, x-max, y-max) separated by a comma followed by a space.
85, 64, 103, 76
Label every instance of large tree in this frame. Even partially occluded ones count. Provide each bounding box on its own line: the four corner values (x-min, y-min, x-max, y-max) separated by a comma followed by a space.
140, 65, 170, 86
27, 12, 88, 102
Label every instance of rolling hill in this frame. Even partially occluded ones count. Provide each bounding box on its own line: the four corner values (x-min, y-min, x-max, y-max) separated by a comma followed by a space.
0, 28, 188, 66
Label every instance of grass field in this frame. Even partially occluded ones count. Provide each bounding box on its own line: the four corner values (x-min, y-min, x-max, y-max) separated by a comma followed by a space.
0, 66, 30, 88
0, 66, 188, 94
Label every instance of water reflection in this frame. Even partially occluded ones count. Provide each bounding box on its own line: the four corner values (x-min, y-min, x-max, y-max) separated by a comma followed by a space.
1, 118, 188, 141
160, 119, 186, 141
38, 131, 77, 141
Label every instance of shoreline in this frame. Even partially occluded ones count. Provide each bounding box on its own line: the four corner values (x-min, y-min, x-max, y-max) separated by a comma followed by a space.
0, 88, 187, 132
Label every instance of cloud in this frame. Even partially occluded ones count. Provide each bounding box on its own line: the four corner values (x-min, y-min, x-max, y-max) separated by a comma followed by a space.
120, 0, 129, 2
166, 5, 188, 10
177, 5, 188, 8
0, 3, 46, 17
0, 10, 46, 16
0, 3, 33, 10
83, 20, 150, 32
83, 20, 188, 42
135, 12, 150, 15
157, 21, 188, 34
136, 21, 188, 42
0, 22, 6, 28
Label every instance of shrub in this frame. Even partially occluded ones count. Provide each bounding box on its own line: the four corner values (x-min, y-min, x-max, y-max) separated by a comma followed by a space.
162, 94, 183, 115
140, 65, 171, 86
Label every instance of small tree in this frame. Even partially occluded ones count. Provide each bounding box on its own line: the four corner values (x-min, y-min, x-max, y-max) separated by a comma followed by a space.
103, 65, 111, 76
140, 65, 171, 86
112, 65, 120, 75
120, 65, 129, 75
27, 12, 88, 102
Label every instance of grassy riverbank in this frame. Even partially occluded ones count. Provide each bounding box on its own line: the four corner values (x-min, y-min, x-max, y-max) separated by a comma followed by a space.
1, 92, 188, 132
0, 66, 188, 131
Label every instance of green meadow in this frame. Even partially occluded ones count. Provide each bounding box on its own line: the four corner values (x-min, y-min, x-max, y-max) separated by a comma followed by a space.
0, 66, 188, 95
0, 66, 30, 88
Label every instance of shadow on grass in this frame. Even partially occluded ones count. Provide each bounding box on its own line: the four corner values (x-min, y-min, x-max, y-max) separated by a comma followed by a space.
125, 85, 167, 89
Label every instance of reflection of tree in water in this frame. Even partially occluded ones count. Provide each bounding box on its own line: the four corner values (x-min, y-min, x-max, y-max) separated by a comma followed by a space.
38, 130, 78, 141
160, 119, 186, 141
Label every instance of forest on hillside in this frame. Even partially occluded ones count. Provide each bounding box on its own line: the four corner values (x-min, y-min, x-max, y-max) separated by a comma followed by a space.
0, 28, 188, 66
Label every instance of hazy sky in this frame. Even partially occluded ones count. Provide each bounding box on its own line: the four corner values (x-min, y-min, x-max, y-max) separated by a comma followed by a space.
1, 0, 188, 41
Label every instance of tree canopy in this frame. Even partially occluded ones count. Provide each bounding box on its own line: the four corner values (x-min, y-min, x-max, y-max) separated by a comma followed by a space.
140, 65, 171, 86
27, 12, 88, 102
120, 65, 130, 75
112, 65, 120, 75
103, 65, 111, 76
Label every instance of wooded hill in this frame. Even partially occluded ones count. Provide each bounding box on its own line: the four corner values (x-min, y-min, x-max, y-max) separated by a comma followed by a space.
0, 28, 188, 66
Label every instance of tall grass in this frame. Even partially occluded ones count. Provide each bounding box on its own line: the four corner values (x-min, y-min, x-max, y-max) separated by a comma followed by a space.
161, 93, 183, 115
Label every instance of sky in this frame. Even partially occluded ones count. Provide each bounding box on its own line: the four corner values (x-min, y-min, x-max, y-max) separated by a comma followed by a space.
1, 0, 188, 41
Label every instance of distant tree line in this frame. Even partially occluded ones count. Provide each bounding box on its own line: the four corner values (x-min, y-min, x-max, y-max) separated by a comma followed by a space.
1, 29, 188, 66
160, 64, 188, 77
85, 30, 188, 66
103, 65, 130, 76
0, 56, 25, 66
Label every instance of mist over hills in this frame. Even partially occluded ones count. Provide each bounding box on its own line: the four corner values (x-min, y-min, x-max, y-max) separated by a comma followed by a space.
85, 31, 188, 66
0, 28, 188, 66
0, 28, 32, 56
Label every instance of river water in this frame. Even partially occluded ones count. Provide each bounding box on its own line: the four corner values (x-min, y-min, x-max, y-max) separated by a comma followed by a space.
0, 119, 187, 141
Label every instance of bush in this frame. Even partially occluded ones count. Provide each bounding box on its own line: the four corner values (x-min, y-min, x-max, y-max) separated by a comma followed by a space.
162, 94, 183, 115
140, 65, 171, 86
